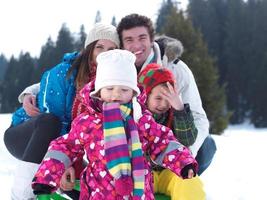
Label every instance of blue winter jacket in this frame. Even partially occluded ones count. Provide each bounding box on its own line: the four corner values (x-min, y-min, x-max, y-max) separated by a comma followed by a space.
11, 52, 79, 135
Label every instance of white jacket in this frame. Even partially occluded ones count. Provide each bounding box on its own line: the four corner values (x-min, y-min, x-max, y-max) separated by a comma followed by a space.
18, 83, 40, 103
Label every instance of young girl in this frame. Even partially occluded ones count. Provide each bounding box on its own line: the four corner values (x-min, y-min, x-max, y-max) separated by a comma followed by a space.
138, 63, 205, 199
32, 49, 198, 200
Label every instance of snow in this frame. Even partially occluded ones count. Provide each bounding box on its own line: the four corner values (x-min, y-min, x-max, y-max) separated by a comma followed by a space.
1, 114, 267, 199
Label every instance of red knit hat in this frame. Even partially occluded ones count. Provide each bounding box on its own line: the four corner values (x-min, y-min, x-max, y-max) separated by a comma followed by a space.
138, 63, 175, 94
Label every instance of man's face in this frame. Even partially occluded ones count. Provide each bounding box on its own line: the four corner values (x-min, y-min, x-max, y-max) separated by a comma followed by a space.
121, 26, 153, 69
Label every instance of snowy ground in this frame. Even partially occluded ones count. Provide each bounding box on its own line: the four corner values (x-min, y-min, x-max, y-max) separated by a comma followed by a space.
1, 113, 267, 199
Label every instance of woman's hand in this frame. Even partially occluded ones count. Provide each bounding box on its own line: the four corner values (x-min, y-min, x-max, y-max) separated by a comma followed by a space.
23, 94, 40, 116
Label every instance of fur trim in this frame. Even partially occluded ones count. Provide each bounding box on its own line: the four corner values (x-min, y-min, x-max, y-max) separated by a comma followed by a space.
155, 35, 184, 62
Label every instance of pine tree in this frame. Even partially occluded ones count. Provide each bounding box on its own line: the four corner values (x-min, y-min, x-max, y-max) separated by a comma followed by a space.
0, 54, 8, 81
156, 0, 176, 33
222, 0, 249, 123
54, 24, 75, 63
32, 37, 56, 83
156, 0, 229, 134
0, 56, 17, 112
246, 0, 267, 127
111, 16, 117, 27
1, 53, 35, 112
189, 0, 267, 126
188, 0, 227, 84
0, 54, 8, 111
95, 10, 102, 23
74, 25, 87, 51
32, 24, 76, 84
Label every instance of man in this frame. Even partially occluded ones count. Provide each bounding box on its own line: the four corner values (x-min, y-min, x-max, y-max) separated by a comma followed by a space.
19, 14, 215, 181
117, 14, 216, 174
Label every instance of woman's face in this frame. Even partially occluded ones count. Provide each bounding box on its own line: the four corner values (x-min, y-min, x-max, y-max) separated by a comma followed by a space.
91, 39, 117, 64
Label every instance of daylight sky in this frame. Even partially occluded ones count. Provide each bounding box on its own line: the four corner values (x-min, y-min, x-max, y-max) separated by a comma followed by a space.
0, 0, 188, 58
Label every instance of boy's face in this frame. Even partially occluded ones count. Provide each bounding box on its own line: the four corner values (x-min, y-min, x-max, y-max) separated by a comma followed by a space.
147, 84, 171, 115
121, 26, 153, 69
100, 85, 134, 104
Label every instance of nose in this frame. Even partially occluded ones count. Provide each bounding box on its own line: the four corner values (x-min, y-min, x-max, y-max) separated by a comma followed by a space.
159, 100, 169, 109
131, 39, 142, 50
111, 91, 121, 101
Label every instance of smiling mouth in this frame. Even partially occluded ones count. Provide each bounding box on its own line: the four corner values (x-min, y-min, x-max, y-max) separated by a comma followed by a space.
156, 109, 164, 113
134, 50, 142, 55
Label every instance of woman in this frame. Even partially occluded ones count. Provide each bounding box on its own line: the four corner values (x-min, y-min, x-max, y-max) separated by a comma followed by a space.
4, 23, 120, 200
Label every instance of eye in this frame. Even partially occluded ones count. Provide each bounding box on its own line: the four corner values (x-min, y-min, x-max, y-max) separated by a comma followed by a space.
140, 35, 148, 41
106, 87, 113, 91
95, 45, 104, 49
122, 89, 129, 92
155, 97, 162, 101
124, 38, 133, 43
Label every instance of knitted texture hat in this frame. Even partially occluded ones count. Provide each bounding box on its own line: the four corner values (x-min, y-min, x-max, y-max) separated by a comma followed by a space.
84, 23, 120, 48
138, 63, 175, 94
90, 49, 140, 97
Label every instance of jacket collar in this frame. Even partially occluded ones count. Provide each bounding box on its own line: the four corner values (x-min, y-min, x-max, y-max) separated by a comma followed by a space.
140, 42, 163, 72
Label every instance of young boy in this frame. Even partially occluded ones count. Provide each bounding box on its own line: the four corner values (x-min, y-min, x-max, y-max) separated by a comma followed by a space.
32, 49, 197, 200
138, 63, 205, 200
138, 63, 198, 148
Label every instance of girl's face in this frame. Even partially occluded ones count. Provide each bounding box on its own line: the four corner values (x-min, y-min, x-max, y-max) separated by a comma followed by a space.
100, 85, 134, 104
147, 84, 171, 115
91, 39, 117, 64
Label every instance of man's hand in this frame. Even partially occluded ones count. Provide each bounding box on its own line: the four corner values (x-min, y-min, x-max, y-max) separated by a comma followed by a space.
60, 167, 76, 191
23, 94, 40, 116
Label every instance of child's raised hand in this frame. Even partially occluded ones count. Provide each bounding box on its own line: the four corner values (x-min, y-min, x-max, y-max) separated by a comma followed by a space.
160, 82, 184, 111
187, 169, 194, 179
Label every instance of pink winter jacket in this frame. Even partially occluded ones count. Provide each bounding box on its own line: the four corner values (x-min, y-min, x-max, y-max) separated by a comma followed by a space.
32, 81, 198, 200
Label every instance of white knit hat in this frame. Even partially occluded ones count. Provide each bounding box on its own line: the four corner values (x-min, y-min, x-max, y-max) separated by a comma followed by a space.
84, 23, 120, 48
90, 49, 140, 97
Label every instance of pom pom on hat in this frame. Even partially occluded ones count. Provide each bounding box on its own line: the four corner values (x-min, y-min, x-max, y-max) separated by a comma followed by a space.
90, 49, 140, 97
84, 23, 120, 48
138, 63, 175, 94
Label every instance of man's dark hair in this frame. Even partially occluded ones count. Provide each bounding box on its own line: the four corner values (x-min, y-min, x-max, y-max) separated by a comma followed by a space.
117, 13, 155, 47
